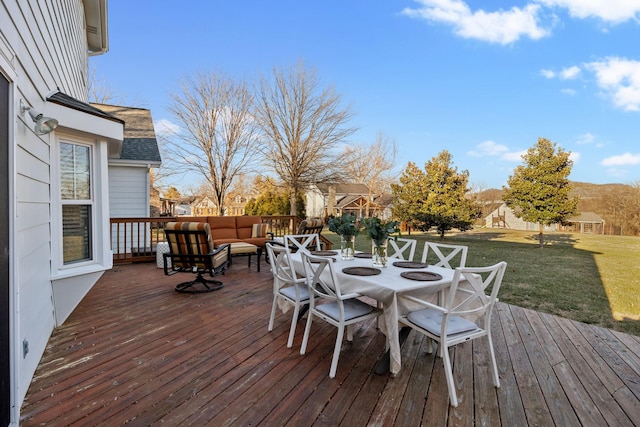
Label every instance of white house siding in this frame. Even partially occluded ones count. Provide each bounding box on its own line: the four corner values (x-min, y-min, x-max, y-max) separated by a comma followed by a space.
2, 0, 120, 419
484, 203, 558, 232
305, 187, 325, 218
109, 165, 150, 253
109, 165, 149, 217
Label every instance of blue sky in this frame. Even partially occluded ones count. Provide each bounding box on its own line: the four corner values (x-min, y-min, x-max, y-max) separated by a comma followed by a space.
92, 0, 640, 190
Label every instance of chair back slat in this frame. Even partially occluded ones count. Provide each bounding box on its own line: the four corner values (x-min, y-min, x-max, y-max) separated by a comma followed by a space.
301, 252, 343, 301
388, 238, 417, 261
446, 262, 507, 322
421, 242, 468, 268
284, 234, 321, 252
164, 222, 213, 269
266, 242, 301, 289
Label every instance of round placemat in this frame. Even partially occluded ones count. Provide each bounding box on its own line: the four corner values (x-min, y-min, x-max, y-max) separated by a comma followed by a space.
400, 271, 443, 281
342, 267, 381, 276
392, 261, 429, 268
311, 250, 338, 256
354, 252, 372, 259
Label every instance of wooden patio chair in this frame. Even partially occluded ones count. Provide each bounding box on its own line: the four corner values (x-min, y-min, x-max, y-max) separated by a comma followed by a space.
163, 222, 231, 293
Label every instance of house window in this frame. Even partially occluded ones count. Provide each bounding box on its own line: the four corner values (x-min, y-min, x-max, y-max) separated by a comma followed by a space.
60, 142, 93, 264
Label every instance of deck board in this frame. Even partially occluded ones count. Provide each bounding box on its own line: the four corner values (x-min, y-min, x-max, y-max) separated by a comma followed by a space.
20, 262, 640, 426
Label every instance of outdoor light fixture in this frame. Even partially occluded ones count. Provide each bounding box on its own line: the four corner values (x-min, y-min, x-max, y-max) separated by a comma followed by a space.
20, 100, 58, 135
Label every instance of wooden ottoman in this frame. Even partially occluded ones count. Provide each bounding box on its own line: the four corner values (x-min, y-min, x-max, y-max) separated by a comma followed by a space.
229, 242, 262, 271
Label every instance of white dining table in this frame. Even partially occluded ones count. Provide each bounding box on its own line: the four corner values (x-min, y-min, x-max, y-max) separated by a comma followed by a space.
289, 251, 456, 375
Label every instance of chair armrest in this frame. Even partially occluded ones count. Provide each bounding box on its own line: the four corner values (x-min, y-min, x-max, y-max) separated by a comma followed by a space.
210, 243, 230, 256
268, 237, 285, 247
398, 294, 448, 313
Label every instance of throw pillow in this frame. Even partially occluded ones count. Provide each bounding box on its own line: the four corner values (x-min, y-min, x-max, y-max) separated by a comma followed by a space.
251, 223, 269, 238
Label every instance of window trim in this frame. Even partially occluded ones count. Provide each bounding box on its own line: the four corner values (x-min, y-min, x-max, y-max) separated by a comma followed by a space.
51, 132, 111, 277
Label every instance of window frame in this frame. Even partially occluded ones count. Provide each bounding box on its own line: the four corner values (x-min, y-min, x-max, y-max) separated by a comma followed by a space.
60, 141, 93, 265
51, 133, 111, 277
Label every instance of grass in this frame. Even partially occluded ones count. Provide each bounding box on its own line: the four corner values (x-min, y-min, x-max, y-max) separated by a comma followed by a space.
324, 228, 640, 336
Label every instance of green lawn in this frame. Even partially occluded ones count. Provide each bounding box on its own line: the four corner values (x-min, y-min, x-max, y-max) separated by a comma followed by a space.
324, 228, 640, 336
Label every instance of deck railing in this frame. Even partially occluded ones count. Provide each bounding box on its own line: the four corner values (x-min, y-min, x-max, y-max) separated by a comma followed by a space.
110, 215, 332, 264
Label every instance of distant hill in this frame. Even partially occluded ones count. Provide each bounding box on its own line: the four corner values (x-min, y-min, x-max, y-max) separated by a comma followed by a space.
570, 182, 633, 199
477, 182, 633, 201
476, 182, 638, 235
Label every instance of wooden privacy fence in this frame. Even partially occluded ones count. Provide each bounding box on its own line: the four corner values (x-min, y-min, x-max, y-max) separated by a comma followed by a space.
111, 215, 332, 264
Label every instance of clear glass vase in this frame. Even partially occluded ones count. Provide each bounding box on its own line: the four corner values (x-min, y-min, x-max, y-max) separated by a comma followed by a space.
340, 235, 355, 260
371, 238, 388, 268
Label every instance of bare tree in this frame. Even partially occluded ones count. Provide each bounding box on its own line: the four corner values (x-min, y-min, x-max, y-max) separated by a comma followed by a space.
166, 72, 260, 215
342, 131, 397, 215
87, 67, 117, 104
254, 61, 356, 216
343, 131, 397, 190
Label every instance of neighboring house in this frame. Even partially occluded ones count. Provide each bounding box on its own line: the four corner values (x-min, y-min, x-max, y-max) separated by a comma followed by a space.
1, 1, 122, 423
484, 203, 604, 233
192, 196, 218, 216
373, 194, 395, 220
227, 194, 251, 216
306, 183, 370, 218
559, 212, 605, 234
92, 104, 162, 218
92, 104, 161, 255
335, 195, 389, 219
175, 204, 192, 216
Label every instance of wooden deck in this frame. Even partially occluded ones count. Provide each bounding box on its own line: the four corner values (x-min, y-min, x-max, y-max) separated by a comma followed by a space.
20, 262, 640, 426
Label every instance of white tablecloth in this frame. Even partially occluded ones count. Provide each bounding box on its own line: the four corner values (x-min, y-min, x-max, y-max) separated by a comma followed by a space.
290, 251, 455, 375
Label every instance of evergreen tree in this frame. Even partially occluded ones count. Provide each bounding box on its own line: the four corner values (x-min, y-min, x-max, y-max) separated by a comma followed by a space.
502, 138, 579, 248
392, 151, 480, 239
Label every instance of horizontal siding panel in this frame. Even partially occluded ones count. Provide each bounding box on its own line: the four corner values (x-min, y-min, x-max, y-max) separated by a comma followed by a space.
109, 167, 149, 217
16, 221, 50, 261
16, 145, 50, 184
16, 125, 51, 164
16, 174, 50, 204
16, 202, 50, 231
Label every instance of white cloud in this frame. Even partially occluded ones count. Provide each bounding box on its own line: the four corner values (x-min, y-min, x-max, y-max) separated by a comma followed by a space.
155, 119, 181, 137
601, 152, 640, 166
541, 69, 555, 78
402, 0, 550, 45
537, 0, 640, 24
560, 65, 581, 79
561, 88, 577, 96
576, 133, 595, 144
569, 151, 580, 163
586, 57, 640, 111
502, 150, 528, 161
540, 65, 581, 80
468, 141, 526, 162
468, 140, 509, 157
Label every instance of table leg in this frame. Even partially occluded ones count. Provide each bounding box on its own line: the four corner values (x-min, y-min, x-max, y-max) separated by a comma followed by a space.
374, 326, 412, 375
297, 305, 309, 321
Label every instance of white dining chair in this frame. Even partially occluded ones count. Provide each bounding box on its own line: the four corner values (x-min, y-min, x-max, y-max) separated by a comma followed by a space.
421, 242, 468, 268
398, 261, 507, 407
388, 238, 417, 261
299, 252, 381, 378
266, 242, 310, 348
284, 233, 322, 253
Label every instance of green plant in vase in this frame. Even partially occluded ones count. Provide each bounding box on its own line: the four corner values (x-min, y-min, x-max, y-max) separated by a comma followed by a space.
328, 213, 361, 260
362, 217, 400, 267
